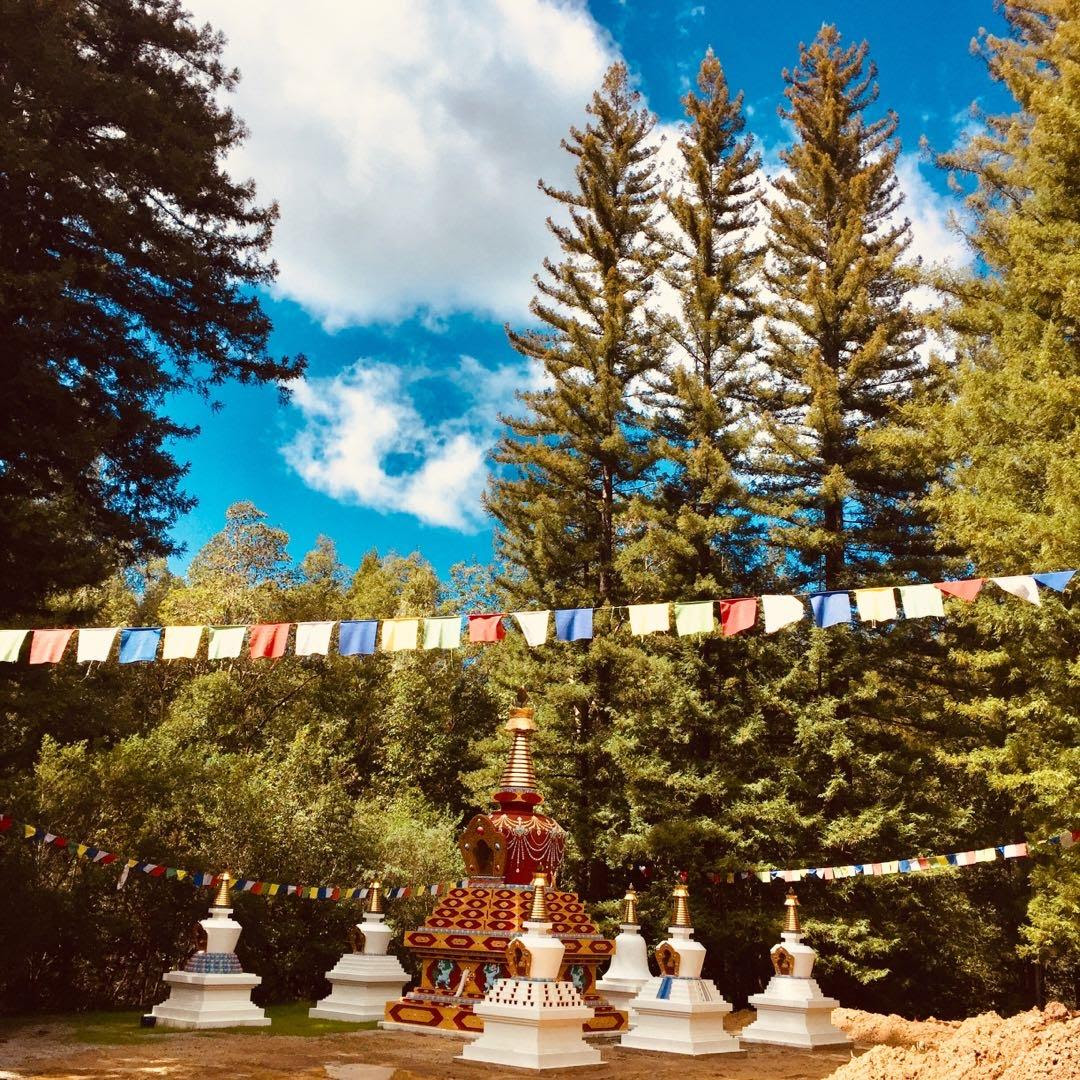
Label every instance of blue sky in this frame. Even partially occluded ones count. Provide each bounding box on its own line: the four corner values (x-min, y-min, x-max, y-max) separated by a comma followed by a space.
172, 0, 1012, 580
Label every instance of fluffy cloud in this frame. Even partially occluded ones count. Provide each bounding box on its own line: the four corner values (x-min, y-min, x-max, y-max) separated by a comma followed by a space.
184, 0, 615, 327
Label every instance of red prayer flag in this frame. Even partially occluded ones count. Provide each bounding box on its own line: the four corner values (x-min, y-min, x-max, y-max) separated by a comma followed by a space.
0, 815, 11, 832
719, 597, 757, 636
29, 628, 75, 664
934, 578, 985, 602
251, 881, 264, 895
52, 836, 68, 849
468, 614, 506, 643
249, 623, 290, 659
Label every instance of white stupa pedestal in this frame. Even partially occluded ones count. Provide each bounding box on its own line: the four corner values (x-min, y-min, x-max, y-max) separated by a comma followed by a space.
459, 909, 602, 1071
620, 925, 743, 1056
310, 910, 409, 1022
147, 904, 269, 1029
741, 927, 851, 1049
596, 922, 651, 1020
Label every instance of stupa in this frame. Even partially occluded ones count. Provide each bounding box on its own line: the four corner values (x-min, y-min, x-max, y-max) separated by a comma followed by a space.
620, 884, 743, 1056
146, 872, 270, 1029
740, 890, 852, 1049
309, 878, 410, 1022
595, 886, 652, 1018
383, 695, 627, 1037
459, 872, 602, 1070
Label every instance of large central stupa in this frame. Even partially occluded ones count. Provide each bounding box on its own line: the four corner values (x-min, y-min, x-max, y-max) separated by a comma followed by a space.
383, 697, 628, 1037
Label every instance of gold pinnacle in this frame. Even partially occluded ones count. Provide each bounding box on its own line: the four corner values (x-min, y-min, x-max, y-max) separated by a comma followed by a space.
212, 870, 232, 908
528, 871, 550, 922
783, 889, 801, 934
672, 882, 692, 927
499, 699, 538, 790
622, 885, 639, 925
368, 878, 384, 915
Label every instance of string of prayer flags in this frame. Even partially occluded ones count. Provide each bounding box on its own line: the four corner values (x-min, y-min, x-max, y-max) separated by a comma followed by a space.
120, 627, 162, 664
338, 620, 377, 656
855, 588, 897, 623
29, 629, 74, 664
761, 594, 805, 634
991, 575, 1041, 605
899, 583, 945, 619
381, 618, 419, 652
468, 614, 506, 643
77, 627, 118, 663
628, 603, 670, 636
674, 601, 714, 636
295, 621, 334, 656
935, 578, 984, 602
555, 608, 593, 642
810, 591, 852, 628
513, 610, 550, 647
162, 625, 203, 660
0, 629, 28, 662
423, 616, 462, 650
249, 623, 290, 659
719, 597, 757, 636
1033, 570, 1076, 592
207, 625, 246, 660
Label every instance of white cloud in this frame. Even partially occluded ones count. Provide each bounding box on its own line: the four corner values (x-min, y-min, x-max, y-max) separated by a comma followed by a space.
282, 356, 537, 530
183, 0, 616, 327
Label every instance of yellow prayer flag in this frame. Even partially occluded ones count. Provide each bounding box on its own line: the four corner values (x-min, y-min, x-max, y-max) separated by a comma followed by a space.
381, 618, 419, 652
0, 629, 28, 663
162, 625, 204, 660
627, 603, 670, 636
855, 587, 897, 623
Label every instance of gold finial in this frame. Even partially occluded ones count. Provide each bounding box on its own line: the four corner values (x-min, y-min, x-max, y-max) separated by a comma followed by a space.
367, 878, 384, 915
622, 885, 639, 925
528, 872, 550, 922
783, 889, 801, 934
500, 695, 537, 790
212, 870, 232, 908
671, 882, 691, 927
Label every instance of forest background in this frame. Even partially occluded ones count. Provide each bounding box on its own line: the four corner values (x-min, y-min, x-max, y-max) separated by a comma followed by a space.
1, 0, 1078, 1020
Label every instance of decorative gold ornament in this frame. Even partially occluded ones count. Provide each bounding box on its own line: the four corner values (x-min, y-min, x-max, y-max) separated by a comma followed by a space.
671, 882, 691, 928
506, 937, 533, 978
656, 942, 681, 976
500, 702, 538, 789
212, 870, 232, 908
771, 944, 794, 976
621, 885, 639, 925
368, 878, 384, 915
528, 871, 550, 922
783, 889, 801, 934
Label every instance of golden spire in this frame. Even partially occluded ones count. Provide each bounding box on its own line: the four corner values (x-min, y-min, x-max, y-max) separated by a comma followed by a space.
621, 885, 639, 925
783, 889, 801, 934
499, 690, 537, 790
212, 870, 232, 908
367, 878, 384, 915
671, 882, 691, 927
528, 871, 550, 922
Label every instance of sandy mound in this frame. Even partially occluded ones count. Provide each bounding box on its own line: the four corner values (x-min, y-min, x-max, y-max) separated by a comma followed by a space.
830, 1001, 1080, 1080
833, 1008, 960, 1048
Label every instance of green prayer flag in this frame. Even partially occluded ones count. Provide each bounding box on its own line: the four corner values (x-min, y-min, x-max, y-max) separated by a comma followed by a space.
674, 601, 714, 636
422, 616, 461, 650
0, 629, 28, 662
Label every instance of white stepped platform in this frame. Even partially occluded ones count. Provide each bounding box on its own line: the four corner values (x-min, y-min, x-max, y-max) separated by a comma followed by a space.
146, 971, 269, 1029
620, 974, 744, 1057
309, 953, 409, 1022
742, 975, 852, 1049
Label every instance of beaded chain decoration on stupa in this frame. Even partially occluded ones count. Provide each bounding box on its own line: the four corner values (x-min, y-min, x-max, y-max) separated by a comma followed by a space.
383, 694, 627, 1036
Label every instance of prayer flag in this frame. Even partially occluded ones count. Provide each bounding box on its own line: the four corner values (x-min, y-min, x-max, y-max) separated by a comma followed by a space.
77, 627, 118, 663
674, 601, 714, 637
513, 610, 550, 647
29, 629, 74, 664
719, 597, 757, 636
119, 627, 162, 664
249, 623, 290, 659
295, 621, 334, 656
1003, 843, 1028, 859
992, 575, 1041, 605
954, 850, 975, 866
935, 578, 984, 602
628, 603, 670, 636
554, 608, 593, 642
761, 594, 805, 634
855, 588, 897, 623
162, 625, 203, 660
423, 616, 462, 650
974, 847, 997, 863
468, 614, 505, 643
0, 629, 28, 663
381, 618, 419, 652
1033, 570, 1076, 593
338, 620, 377, 656
899, 584, 945, 619
810, 591, 852, 628
207, 625, 246, 660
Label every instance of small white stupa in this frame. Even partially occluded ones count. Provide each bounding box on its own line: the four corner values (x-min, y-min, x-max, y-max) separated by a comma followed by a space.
460, 872, 602, 1071
620, 884, 743, 1057
596, 886, 652, 1020
147, 871, 270, 1029
741, 890, 852, 1049
310, 878, 410, 1022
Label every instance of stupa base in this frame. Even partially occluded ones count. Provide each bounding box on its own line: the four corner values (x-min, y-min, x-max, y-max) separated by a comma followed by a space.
741, 978, 852, 1049
309, 953, 408, 1022
146, 971, 269, 1029
621, 977, 743, 1056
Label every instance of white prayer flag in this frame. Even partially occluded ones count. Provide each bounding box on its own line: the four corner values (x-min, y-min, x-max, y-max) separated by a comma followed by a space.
974, 847, 998, 863
513, 610, 550, 647
855, 587, 898, 623
295, 621, 334, 656
0, 629, 28, 662
991, 575, 1041, 605
162, 625, 203, 660
76, 627, 119, 663
627, 603, 670, 636
1002, 843, 1028, 859
761, 594, 805, 634
207, 625, 246, 660
899, 584, 945, 619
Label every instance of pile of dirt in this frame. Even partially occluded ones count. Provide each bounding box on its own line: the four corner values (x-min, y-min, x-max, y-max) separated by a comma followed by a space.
831, 1001, 1080, 1079
832, 1007, 959, 1047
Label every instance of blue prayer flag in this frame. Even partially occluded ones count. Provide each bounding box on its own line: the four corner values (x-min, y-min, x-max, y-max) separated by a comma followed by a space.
946, 853, 958, 866
809, 591, 852, 628
554, 608, 593, 642
1033, 570, 1076, 593
898, 859, 911, 873
338, 620, 378, 656
119, 627, 161, 664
